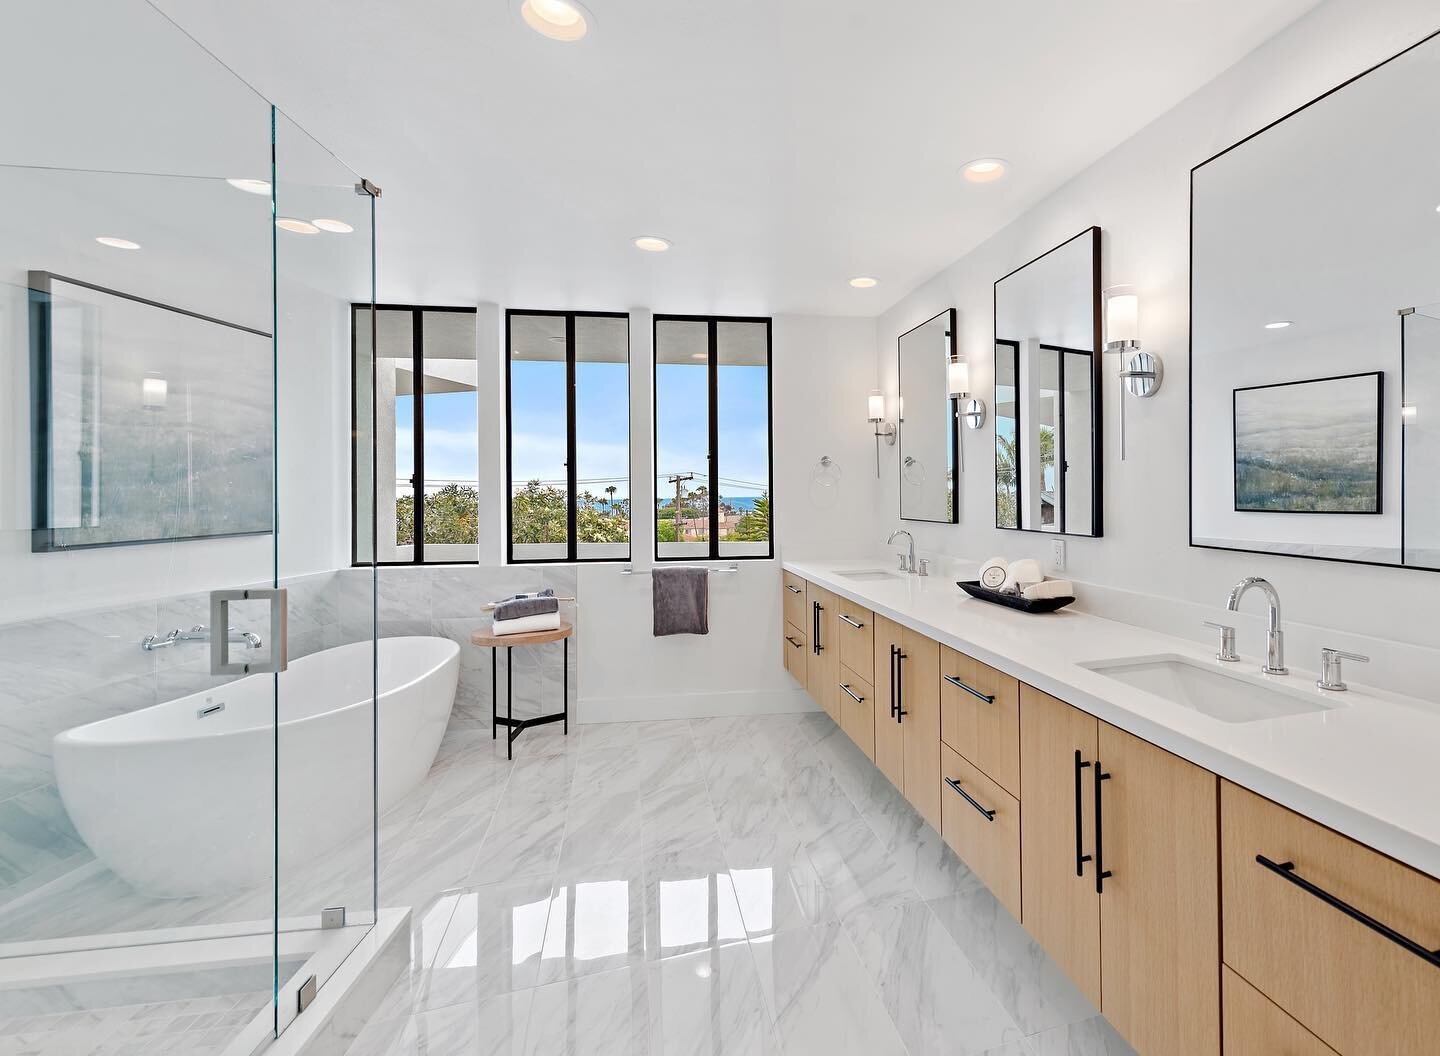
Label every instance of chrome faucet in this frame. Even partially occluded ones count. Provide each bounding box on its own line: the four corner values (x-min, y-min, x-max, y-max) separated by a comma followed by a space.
1225, 577, 1287, 675
142, 625, 263, 652
887, 529, 917, 574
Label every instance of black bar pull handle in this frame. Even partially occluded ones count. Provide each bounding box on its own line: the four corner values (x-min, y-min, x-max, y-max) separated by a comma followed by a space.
1093, 761, 1112, 894
944, 776, 996, 821
786, 584, 802, 594
812, 601, 821, 655
896, 651, 908, 721
1255, 855, 1440, 970
784, 635, 802, 649
839, 683, 865, 705
838, 613, 864, 630
943, 673, 996, 704
1074, 749, 1092, 877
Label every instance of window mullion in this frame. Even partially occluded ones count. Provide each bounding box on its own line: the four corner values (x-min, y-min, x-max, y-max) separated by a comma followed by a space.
708, 318, 720, 561
412, 307, 425, 564
566, 313, 578, 562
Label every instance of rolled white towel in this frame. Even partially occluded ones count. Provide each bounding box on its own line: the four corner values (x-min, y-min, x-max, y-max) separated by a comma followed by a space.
1022, 579, 1075, 601
977, 556, 1009, 590
491, 611, 562, 636
1001, 558, 1043, 594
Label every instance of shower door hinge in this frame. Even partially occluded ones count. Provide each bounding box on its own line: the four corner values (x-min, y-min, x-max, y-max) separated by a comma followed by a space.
321, 906, 346, 929
1399, 307, 1416, 316
297, 974, 317, 1015
355, 178, 382, 198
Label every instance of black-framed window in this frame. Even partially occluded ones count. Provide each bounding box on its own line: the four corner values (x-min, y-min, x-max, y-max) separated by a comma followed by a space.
653, 315, 773, 561
353, 303, 479, 565
506, 310, 631, 563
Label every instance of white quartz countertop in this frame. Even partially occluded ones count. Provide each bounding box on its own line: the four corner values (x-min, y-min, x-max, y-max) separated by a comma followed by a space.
784, 558, 1440, 881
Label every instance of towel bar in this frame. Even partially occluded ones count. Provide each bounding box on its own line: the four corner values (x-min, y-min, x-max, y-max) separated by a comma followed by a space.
620, 563, 739, 575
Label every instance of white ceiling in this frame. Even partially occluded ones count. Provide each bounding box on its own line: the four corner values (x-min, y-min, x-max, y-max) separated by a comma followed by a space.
151, 0, 1323, 317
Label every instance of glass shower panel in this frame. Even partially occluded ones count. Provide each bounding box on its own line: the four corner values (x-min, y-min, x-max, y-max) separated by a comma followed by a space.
273, 108, 378, 1034
1403, 307, 1440, 568
0, 1, 282, 1052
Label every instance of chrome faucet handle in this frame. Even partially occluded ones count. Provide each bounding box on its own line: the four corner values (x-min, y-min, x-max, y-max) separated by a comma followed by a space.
1317, 647, 1369, 692
896, 553, 910, 572
917, 558, 930, 577
1202, 621, 1240, 663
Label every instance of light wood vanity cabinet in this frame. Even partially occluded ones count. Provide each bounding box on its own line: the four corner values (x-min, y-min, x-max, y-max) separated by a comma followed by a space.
804, 584, 841, 723
1019, 685, 1220, 1055
833, 596, 873, 682
837, 666, 875, 760
940, 743, 1020, 918
782, 571, 807, 630
871, 615, 942, 829
1019, 684, 1103, 1006
782, 621, 806, 684
1222, 967, 1338, 1056
1220, 780, 1440, 1056
939, 645, 1020, 797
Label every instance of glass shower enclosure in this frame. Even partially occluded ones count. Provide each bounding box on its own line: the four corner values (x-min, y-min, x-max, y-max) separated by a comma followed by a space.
0, 2, 378, 1051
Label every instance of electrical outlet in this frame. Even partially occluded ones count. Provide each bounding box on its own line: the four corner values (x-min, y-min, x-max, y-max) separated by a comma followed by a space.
1051, 538, 1066, 572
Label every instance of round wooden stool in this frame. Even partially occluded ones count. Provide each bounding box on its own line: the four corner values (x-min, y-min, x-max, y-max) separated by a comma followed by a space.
470, 622, 573, 759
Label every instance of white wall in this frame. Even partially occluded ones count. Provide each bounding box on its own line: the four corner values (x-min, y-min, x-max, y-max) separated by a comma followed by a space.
873, 0, 1440, 700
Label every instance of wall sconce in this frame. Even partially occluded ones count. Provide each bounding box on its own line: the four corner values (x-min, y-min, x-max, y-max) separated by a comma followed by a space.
947, 356, 986, 429
1103, 285, 1162, 460
142, 372, 168, 411
867, 390, 896, 477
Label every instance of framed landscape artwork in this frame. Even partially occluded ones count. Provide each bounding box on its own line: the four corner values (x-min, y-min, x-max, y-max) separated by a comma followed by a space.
1232, 371, 1383, 514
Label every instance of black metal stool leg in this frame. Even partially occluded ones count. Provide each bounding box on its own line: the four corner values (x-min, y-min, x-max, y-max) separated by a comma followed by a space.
506, 645, 513, 761
491, 646, 497, 741
563, 636, 569, 736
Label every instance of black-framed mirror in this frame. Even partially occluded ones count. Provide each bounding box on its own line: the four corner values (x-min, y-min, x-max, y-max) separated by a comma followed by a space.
993, 227, 1103, 535
898, 308, 959, 523
1190, 29, 1440, 572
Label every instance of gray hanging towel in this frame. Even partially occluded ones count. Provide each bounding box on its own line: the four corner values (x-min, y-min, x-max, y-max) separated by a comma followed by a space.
652, 566, 709, 636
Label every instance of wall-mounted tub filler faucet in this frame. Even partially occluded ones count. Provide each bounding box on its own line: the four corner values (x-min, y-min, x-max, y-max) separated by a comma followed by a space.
887, 529, 917, 574
1225, 577, 1287, 675
142, 625, 262, 652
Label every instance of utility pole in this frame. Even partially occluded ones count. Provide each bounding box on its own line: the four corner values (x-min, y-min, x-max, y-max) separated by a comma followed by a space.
668, 472, 694, 537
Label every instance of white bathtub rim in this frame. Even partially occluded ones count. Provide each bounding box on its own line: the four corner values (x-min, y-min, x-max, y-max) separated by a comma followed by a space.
52, 636, 459, 749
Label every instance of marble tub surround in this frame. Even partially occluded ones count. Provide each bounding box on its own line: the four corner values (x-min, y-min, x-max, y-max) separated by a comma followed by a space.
344, 712, 1127, 1056
786, 558, 1440, 881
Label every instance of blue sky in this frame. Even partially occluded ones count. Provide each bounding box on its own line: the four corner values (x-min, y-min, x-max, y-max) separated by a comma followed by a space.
398, 361, 770, 503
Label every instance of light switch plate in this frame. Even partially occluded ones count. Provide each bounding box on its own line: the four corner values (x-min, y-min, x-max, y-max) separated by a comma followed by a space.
1051, 539, 1066, 572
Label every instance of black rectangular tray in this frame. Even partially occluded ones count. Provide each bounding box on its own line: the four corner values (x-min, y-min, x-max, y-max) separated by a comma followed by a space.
957, 580, 1075, 614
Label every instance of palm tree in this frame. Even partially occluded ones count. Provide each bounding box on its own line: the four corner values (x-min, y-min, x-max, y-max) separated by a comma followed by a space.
605, 484, 617, 512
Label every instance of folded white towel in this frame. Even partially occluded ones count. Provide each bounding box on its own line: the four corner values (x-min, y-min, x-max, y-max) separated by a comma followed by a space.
1022, 579, 1075, 601
491, 611, 562, 636
1001, 558, 1043, 594
977, 556, 1009, 590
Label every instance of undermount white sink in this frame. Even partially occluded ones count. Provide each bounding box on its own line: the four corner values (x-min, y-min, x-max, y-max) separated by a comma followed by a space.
1080, 654, 1342, 724
836, 569, 904, 582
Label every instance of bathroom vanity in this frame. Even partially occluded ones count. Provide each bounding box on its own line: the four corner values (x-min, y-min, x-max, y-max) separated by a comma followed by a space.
780, 561, 1440, 1056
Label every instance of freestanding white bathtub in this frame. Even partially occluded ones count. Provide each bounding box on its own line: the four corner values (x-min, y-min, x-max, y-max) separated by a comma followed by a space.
54, 636, 459, 898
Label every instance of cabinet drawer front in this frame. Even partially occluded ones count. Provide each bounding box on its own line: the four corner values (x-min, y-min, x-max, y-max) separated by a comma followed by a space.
834, 600, 874, 682
1221, 780, 1440, 1056
837, 665, 875, 760
939, 645, 1020, 797
1223, 967, 1337, 1056
782, 572, 807, 628
783, 621, 807, 683
941, 743, 1020, 919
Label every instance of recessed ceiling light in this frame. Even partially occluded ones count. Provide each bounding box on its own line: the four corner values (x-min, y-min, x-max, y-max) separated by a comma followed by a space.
312, 218, 354, 234
633, 235, 671, 252
518, 0, 592, 41
961, 158, 1008, 183
95, 236, 140, 250
226, 178, 271, 195
276, 218, 319, 235
1264, 320, 1293, 329
849, 276, 879, 289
